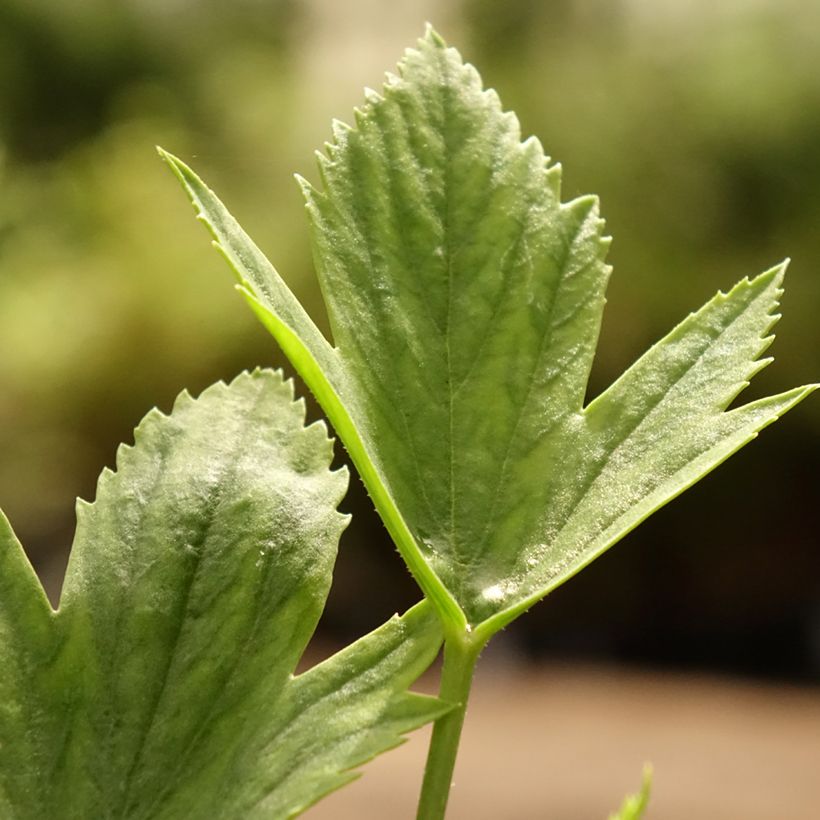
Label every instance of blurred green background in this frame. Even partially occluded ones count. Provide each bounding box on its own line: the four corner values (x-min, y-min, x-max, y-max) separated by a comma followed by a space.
1, 0, 818, 681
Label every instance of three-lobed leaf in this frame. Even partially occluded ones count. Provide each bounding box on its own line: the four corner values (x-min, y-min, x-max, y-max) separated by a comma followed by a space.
161, 28, 816, 642
0, 369, 445, 819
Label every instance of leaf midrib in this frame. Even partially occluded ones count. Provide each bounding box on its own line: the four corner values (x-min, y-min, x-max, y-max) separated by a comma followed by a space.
117, 388, 271, 819
467, 206, 595, 582
440, 49, 459, 579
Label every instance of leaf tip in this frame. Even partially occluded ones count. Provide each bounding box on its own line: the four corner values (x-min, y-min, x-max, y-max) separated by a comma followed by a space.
753, 259, 788, 291
294, 171, 313, 198
156, 145, 181, 169
797, 382, 820, 402
331, 117, 353, 141
422, 22, 447, 48
156, 145, 189, 184
172, 386, 197, 411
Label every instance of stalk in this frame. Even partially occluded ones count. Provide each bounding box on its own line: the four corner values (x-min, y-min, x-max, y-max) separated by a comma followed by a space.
416, 633, 485, 819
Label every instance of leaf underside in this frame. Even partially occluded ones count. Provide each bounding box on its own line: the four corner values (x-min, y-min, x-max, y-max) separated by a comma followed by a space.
0, 370, 445, 820
161, 28, 816, 637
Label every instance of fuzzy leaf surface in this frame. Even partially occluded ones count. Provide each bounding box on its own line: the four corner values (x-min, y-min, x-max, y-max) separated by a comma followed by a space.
161, 29, 816, 636
0, 369, 445, 819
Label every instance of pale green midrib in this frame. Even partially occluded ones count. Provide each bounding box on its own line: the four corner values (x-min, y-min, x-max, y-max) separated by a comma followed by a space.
440, 49, 460, 590
160, 120, 466, 633
281, 92, 472, 627
159, 148, 339, 382
240, 294, 467, 634
129, 386, 332, 820
373, 88, 450, 532
430, 46, 549, 593
119, 480, 221, 819
118, 387, 269, 820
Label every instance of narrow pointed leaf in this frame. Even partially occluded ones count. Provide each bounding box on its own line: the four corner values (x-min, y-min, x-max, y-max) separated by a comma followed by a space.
162, 29, 816, 638
159, 148, 465, 633
157, 147, 342, 391
0, 370, 445, 819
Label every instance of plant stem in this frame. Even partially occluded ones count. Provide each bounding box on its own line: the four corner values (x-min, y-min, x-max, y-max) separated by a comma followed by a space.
416, 633, 485, 819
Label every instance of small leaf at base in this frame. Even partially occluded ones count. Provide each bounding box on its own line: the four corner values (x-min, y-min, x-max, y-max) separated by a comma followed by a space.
609, 764, 652, 820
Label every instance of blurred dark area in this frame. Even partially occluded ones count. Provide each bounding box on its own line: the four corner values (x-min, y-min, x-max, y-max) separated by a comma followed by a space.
1, 0, 818, 683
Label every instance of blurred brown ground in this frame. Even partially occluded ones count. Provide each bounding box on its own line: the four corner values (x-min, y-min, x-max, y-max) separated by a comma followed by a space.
307, 659, 820, 819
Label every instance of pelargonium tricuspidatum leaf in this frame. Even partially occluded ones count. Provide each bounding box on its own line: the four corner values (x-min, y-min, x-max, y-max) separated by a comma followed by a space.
0, 369, 445, 819
160, 28, 816, 642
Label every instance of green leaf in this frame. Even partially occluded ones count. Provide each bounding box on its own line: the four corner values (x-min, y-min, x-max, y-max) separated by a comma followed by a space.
609, 764, 652, 820
158, 144, 466, 634
0, 369, 445, 819
160, 28, 816, 640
